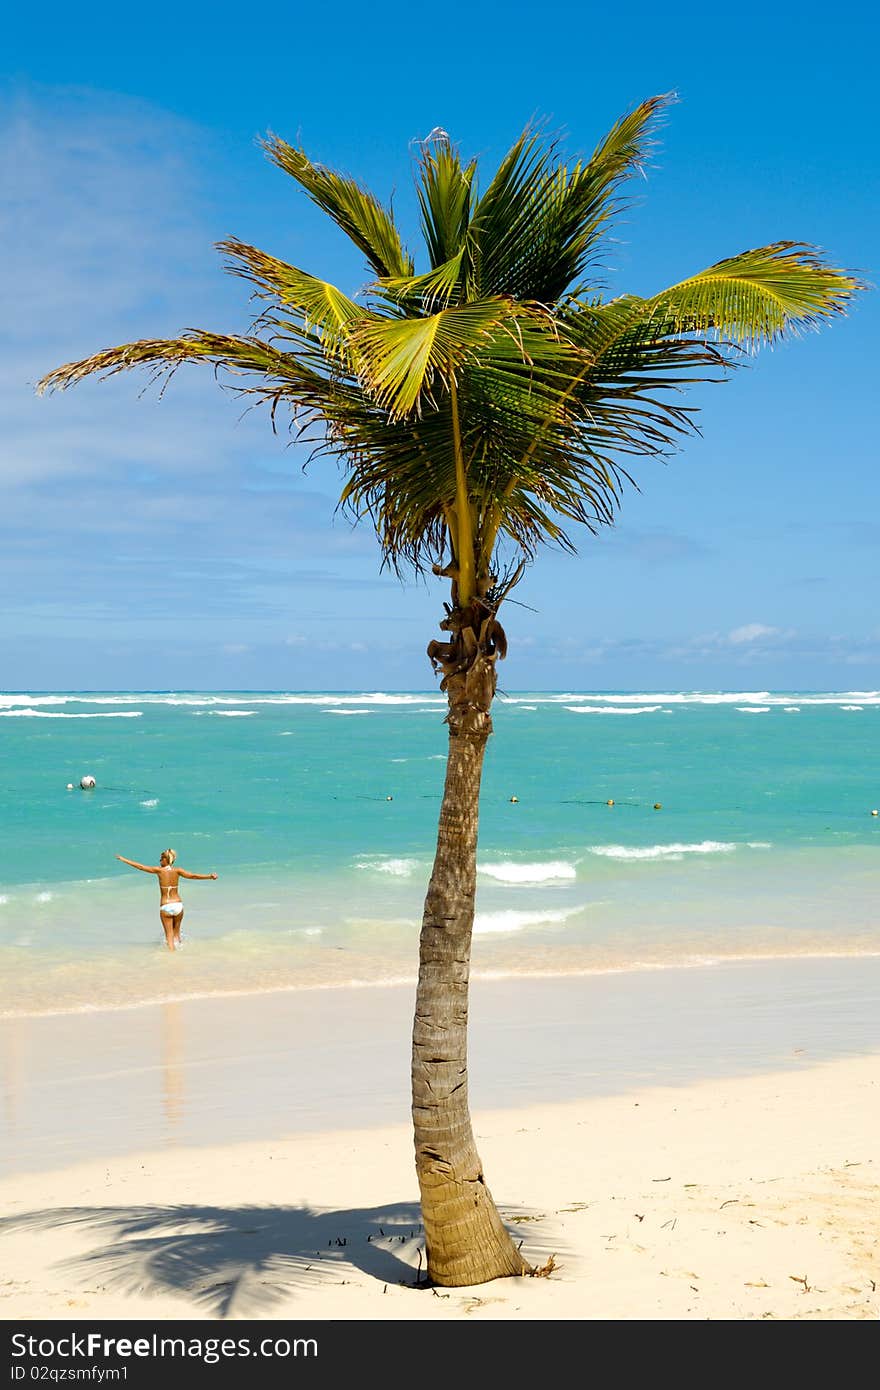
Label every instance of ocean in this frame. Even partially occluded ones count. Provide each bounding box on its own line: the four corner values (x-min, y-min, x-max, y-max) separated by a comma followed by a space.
1, 690, 878, 1018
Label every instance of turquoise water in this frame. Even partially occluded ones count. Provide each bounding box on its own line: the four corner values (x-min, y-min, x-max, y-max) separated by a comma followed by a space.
1, 690, 878, 1015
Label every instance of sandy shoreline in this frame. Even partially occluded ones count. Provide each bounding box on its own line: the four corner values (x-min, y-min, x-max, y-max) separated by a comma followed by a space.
2, 961, 878, 1319
1, 1053, 877, 1321
3, 957, 880, 1176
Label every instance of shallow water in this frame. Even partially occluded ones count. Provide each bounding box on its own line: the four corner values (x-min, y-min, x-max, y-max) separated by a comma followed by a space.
1, 689, 878, 1015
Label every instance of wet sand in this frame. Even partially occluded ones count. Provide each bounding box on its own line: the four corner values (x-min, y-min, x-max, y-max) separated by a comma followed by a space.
2, 956, 879, 1175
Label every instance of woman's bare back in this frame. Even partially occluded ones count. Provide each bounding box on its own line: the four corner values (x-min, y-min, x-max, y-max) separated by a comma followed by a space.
157, 866, 181, 904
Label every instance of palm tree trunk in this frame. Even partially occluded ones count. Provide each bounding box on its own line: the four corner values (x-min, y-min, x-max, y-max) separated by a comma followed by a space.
411, 636, 530, 1286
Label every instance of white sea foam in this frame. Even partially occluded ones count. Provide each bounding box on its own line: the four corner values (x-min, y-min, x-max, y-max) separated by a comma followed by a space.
324, 710, 371, 716
155, 697, 226, 706
3, 688, 880, 711
356, 857, 419, 877
535, 691, 880, 708
840, 705, 863, 711
249, 693, 441, 707
0, 695, 143, 708
0, 895, 8, 906
479, 860, 577, 885
565, 705, 662, 715
209, 710, 255, 717
551, 691, 775, 706
589, 841, 736, 861
473, 907, 578, 935
747, 841, 772, 849
0, 691, 448, 710
282, 693, 443, 706
0, 710, 142, 719
784, 707, 801, 713
140, 798, 159, 808
737, 707, 771, 714
35, 891, 53, 902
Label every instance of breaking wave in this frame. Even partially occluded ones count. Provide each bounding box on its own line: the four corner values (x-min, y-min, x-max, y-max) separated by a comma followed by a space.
479, 860, 578, 885
473, 907, 580, 935
589, 841, 737, 861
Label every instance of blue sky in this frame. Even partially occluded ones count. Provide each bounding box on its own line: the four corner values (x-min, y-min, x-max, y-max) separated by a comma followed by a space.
3, 0, 877, 691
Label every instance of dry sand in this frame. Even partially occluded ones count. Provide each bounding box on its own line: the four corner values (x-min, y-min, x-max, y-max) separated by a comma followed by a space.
1, 1052, 877, 1321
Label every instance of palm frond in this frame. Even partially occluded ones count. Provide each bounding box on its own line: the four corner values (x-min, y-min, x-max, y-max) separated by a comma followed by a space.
415, 134, 475, 272
376, 249, 468, 313
35, 331, 342, 426
465, 128, 556, 298
467, 95, 670, 303
524, 93, 670, 298
219, 238, 365, 349
350, 298, 541, 419
645, 242, 860, 346
263, 134, 414, 279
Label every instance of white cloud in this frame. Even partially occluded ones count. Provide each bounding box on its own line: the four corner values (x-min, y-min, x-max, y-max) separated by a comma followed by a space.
0, 90, 255, 486
727, 623, 780, 645
598, 526, 712, 565
0, 89, 446, 683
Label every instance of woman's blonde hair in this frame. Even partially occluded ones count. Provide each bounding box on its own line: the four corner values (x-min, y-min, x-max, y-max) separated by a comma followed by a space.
160, 848, 177, 866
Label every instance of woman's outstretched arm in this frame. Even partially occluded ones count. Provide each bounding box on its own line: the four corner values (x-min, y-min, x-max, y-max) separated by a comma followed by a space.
178, 870, 218, 880
115, 855, 157, 873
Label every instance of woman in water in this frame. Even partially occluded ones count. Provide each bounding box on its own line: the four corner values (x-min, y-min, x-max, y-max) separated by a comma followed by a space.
115, 848, 217, 951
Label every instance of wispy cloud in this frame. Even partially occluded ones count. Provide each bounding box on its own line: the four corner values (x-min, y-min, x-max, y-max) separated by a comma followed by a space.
539, 627, 880, 671
0, 89, 441, 686
594, 526, 712, 565
1, 89, 252, 486
727, 622, 780, 644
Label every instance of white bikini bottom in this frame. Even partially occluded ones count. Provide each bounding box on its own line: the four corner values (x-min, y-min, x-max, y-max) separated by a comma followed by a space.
160, 902, 183, 916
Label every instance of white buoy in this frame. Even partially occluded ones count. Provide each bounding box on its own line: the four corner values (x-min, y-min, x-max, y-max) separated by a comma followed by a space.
80, 775, 96, 790
872, 809, 878, 817
66, 783, 74, 791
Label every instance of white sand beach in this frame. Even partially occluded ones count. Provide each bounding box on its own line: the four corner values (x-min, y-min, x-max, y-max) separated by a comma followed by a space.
1, 962, 878, 1320
0, 1053, 877, 1321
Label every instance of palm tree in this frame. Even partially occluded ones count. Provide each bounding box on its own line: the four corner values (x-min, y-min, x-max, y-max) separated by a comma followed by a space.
39, 95, 858, 1287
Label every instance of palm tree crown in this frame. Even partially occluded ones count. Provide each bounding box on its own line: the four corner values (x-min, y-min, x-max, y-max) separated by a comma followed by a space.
40, 95, 857, 613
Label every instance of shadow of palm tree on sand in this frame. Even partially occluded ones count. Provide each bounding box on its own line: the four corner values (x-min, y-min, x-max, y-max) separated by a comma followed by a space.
0, 1201, 559, 1317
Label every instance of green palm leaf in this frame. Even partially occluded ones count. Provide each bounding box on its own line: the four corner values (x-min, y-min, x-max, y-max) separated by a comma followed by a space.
219, 238, 365, 347
643, 242, 860, 346
416, 134, 476, 272
350, 298, 545, 419
376, 249, 468, 312
263, 134, 413, 279
468, 95, 670, 303
35, 330, 353, 447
